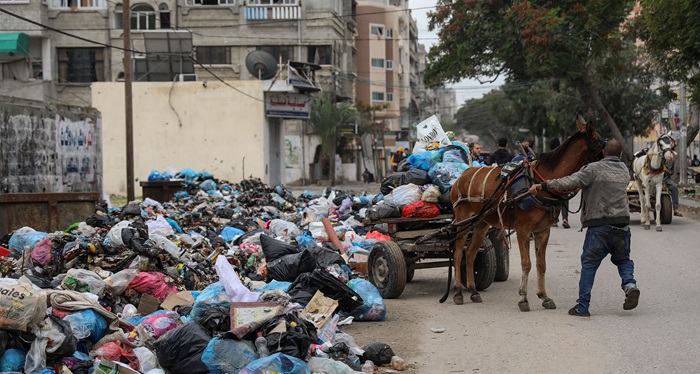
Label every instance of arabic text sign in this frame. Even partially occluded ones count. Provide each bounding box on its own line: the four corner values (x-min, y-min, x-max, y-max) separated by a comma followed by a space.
265, 92, 311, 119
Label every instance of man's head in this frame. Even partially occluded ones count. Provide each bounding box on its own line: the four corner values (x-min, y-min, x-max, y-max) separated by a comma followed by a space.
403, 148, 409, 155
498, 138, 507, 148
397, 147, 404, 153
603, 139, 623, 158
469, 142, 481, 156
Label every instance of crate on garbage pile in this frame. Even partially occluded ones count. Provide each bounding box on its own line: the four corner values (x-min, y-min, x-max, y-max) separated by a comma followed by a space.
139, 180, 185, 203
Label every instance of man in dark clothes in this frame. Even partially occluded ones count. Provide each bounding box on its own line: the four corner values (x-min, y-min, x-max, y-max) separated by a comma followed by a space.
487, 138, 515, 166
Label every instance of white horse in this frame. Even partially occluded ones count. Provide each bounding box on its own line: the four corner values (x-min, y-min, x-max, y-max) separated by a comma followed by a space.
632, 134, 675, 231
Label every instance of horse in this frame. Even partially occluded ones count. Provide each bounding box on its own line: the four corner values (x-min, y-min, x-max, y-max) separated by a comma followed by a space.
632, 133, 675, 231
449, 115, 604, 310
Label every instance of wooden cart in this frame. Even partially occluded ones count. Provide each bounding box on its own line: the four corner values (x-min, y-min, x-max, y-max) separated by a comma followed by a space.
364, 214, 510, 299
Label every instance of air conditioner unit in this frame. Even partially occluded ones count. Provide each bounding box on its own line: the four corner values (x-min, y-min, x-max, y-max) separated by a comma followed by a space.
176, 74, 198, 82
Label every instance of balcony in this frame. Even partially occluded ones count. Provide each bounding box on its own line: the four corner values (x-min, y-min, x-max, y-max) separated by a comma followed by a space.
49, 0, 107, 10
243, 4, 300, 20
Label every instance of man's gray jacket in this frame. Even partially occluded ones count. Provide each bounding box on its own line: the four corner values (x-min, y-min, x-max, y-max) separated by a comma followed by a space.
542, 156, 630, 228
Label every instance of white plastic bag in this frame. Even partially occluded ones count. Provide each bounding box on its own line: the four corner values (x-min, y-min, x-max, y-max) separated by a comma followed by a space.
0, 278, 46, 331
309, 221, 329, 241
104, 269, 140, 295
269, 219, 301, 239
412, 115, 452, 154
61, 268, 106, 296
214, 255, 260, 302
422, 185, 441, 203
150, 234, 188, 260
107, 221, 130, 248
383, 184, 422, 208
146, 215, 174, 237
133, 347, 159, 372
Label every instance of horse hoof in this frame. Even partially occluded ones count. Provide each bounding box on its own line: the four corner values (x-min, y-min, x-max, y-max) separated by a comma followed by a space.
518, 301, 530, 312
656, 226, 663, 232
454, 294, 464, 305
542, 298, 557, 309
644, 225, 650, 230
470, 294, 482, 303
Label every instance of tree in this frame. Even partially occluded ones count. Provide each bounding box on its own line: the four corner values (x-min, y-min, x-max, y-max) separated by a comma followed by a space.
426, 0, 639, 159
309, 92, 356, 184
634, 0, 700, 143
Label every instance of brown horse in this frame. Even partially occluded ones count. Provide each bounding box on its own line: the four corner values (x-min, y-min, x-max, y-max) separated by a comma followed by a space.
450, 115, 604, 310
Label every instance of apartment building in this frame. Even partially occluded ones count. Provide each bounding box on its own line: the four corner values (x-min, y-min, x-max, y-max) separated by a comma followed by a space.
0, 0, 357, 106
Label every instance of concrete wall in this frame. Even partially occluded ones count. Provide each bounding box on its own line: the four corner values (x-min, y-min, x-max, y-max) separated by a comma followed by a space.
91, 80, 265, 196
0, 96, 102, 193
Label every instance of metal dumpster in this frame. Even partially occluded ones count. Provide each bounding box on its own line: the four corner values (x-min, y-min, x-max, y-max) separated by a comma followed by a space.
0, 192, 100, 235
140, 180, 185, 203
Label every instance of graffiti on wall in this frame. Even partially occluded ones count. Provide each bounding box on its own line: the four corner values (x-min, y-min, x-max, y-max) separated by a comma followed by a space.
285, 136, 301, 169
56, 116, 98, 185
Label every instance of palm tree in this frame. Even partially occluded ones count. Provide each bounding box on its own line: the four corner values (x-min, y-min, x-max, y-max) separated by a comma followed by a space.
309, 92, 356, 184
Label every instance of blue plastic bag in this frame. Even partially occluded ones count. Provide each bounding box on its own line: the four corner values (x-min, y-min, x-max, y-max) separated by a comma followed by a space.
240, 353, 310, 374
202, 337, 257, 374
125, 315, 146, 326
67, 309, 108, 342
178, 168, 200, 183
342, 279, 387, 321
166, 217, 183, 234
148, 170, 166, 181
262, 280, 292, 292
429, 162, 470, 192
295, 232, 316, 250
191, 282, 230, 320
200, 179, 217, 191
8, 230, 48, 253
220, 226, 245, 242
407, 149, 444, 171
174, 191, 189, 199
0, 348, 27, 372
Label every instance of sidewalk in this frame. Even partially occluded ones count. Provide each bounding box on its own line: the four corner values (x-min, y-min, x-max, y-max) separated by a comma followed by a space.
680, 196, 700, 209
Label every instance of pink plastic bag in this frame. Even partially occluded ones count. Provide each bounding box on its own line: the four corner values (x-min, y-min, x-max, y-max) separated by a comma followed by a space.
93, 341, 140, 371
31, 237, 53, 266
138, 310, 181, 340
127, 272, 177, 301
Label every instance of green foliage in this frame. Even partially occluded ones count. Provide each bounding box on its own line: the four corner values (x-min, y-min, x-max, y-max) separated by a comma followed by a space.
634, 0, 700, 103
309, 92, 356, 153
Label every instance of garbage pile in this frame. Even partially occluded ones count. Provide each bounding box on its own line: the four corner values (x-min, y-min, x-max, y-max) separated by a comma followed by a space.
368, 115, 475, 221
0, 172, 407, 374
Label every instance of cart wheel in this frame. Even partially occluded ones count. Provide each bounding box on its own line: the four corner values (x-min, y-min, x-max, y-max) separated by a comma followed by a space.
490, 230, 509, 282
406, 267, 415, 283
460, 237, 497, 291
369, 241, 407, 299
660, 193, 673, 224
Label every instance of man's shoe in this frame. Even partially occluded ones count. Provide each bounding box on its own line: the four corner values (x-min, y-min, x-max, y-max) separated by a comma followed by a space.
674, 210, 683, 217
568, 306, 590, 317
624, 288, 640, 310
562, 220, 571, 229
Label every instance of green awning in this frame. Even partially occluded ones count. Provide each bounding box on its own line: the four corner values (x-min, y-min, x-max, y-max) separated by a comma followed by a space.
0, 33, 29, 59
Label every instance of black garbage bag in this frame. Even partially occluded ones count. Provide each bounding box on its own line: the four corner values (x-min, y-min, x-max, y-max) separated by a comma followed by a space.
259, 313, 317, 359
397, 158, 411, 172
367, 204, 401, 221
260, 235, 299, 262
85, 212, 111, 228
173, 305, 193, 318
120, 222, 149, 255
199, 306, 231, 334
233, 228, 271, 246
402, 168, 431, 186
437, 188, 454, 214
228, 218, 260, 233
119, 202, 141, 219
45, 315, 78, 361
287, 269, 363, 312
332, 192, 350, 207
267, 250, 316, 282
362, 342, 395, 365
23, 274, 53, 289
309, 245, 345, 269
380, 173, 405, 195
155, 322, 212, 374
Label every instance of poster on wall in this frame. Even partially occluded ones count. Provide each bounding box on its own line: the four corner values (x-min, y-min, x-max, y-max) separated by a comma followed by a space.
56, 115, 100, 187
265, 92, 311, 119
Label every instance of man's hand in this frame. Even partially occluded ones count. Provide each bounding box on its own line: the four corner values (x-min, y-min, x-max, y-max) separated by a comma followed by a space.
529, 184, 541, 196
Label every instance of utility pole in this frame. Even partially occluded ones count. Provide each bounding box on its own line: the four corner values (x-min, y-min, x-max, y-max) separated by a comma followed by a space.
680, 83, 688, 184
123, 0, 135, 201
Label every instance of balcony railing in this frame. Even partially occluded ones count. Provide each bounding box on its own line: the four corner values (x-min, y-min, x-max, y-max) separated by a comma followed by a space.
49, 0, 107, 9
244, 4, 300, 20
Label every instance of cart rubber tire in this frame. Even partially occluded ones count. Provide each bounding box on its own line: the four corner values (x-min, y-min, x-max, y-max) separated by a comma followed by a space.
460, 237, 497, 291
406, 267, 415, 283
369, 241, 407, 299
491, 231, 510, 282
660, 193, 673, 224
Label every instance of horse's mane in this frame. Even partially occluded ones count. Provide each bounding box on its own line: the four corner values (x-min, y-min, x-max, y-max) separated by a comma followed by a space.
537, 131, 586, 169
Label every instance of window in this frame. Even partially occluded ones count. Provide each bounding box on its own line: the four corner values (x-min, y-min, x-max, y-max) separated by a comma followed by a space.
131, 4, 156, 30
185, 0, 234, 5
50, 0, 106, 9
370, 24, 384, 36
57, 48, 105, 83
159, 3, 171, 29
0, 0, 30, 4
371, 92, 384, 101
386, 60, 393, 70
387, 93, 394, 102
196, 46, 231, 65
398, 47, 404, 64
370, 58, 384, 68
248, 0, 297, 5
308, 45, 332, 65
114, 4, 123, 29
256, 46, 295, 64
386, 28, 393, 38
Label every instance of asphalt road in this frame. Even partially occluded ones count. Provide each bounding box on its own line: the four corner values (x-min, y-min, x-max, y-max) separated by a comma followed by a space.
343, 195, 700, 374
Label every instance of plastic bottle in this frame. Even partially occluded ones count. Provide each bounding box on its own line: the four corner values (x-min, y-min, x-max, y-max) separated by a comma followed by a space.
361, 360, 374, 374
391, 356, 406, 371
255, 332, 270, 358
